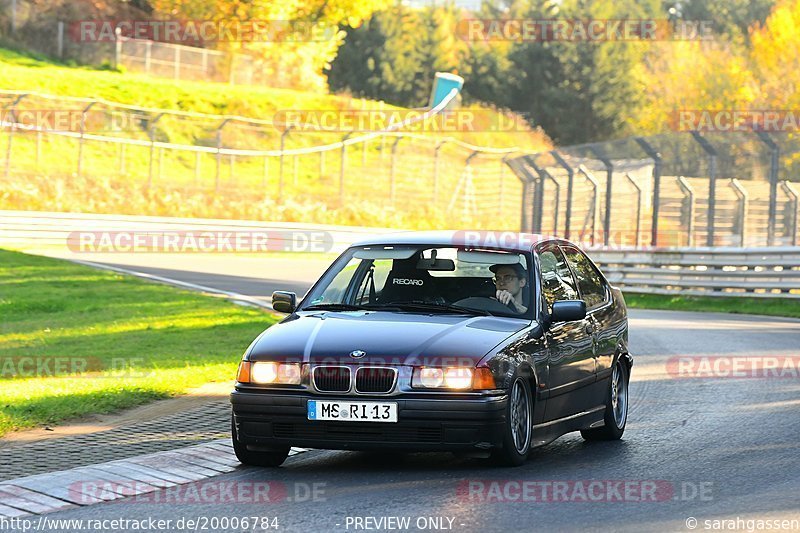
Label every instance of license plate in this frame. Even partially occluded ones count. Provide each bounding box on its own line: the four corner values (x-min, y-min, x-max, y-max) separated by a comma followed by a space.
307, 400, 397, 423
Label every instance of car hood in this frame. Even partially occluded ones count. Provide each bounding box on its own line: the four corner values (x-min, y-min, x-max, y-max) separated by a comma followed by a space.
247, 311, 528, 366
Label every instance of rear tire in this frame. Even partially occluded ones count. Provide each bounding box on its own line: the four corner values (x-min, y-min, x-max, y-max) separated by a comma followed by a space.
581, 359, 628, 441
490, 374, 532, 467
231, 415, 290, 467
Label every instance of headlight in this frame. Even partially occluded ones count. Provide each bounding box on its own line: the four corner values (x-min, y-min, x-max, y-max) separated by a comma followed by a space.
418, 367, 445, 388
444, 367, 473, 389
238, 362, 302, 385
251, 362, 279, 383
413, 367, 474, 390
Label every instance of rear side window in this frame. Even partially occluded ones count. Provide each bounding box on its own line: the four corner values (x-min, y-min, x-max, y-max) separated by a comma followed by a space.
561, 246, 608, 309
536, 243, 578, 313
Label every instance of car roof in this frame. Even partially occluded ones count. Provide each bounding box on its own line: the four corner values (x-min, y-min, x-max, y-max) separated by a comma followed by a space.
351, 230, 562, 252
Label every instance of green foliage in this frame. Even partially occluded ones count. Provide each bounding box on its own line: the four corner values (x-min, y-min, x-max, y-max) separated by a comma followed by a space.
328, 4, 466, 107
330, 0, 659, 143
504, 0, 660, 143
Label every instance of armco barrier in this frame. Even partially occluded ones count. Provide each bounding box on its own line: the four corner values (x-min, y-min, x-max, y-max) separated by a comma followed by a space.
590, 247, 800, 298
0, 210, 396, 254
2, 211, 797, 298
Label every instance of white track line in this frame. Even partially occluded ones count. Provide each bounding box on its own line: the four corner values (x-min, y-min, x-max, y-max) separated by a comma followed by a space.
69, 259, 274, 311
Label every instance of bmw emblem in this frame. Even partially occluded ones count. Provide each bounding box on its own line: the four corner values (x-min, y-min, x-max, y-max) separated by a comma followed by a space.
349, 350, 367, 359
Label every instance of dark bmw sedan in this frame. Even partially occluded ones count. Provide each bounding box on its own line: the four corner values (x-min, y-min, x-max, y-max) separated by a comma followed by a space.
231, 231, 631, 467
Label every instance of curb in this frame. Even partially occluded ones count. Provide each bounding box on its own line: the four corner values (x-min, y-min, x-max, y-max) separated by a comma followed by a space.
0, 441, 309, 517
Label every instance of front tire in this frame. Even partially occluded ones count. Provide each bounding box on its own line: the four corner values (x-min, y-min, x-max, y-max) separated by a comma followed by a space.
491, 375, 533, 467
231, 415, 290, 467
581, 359, 629, 441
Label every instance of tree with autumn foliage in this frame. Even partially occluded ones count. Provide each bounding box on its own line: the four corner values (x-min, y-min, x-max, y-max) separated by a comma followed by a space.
150, 0, 390, 91
749, 0, 800, 108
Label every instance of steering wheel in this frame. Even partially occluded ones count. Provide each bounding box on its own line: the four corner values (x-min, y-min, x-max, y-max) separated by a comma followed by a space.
452, 296, 518, 314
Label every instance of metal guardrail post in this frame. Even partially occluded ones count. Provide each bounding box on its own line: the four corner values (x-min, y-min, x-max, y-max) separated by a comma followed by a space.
634, 137, 663, 248
145, 41, 152, 74
213, 118, 228, 192
114, 28, 122, 70
460, 151, 480, 221
577, 165, 600, 246
500, 152, 515, 218
729, 178, 748, 247
35, 131, 41, 166
521, 181, 532, 232
278, 125, 292, 201
624, 173, 643, 248
756, 132, 779, 246
158, 146, 164, 181
544, 171, 560, 235
550, 151, 574, 240
690, 131, 718, 246
533, 168, 545, 234
362, 139, 368, 166
433, 140, 447, 204
57, 22, 64, 59
389, 136, 402, 207
590, 147, 614, 246
528, 156, 558, 235
4, 94, 27, 178
780, 181, 799, 246
676, 176, 695, 247
77, 101, 97, 178
340, 132, 353, 207
503, 156, 537, 232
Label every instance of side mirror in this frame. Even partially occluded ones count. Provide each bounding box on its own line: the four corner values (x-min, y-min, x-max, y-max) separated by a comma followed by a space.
551, 300, 586, 323
272, 291, 297, 314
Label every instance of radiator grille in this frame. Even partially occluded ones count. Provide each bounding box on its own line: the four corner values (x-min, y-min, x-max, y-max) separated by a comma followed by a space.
355, 367, 396, 393
312, 366, 351, 392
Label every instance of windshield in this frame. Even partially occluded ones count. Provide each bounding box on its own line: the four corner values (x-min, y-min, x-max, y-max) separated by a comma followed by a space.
301, 245, 534, 318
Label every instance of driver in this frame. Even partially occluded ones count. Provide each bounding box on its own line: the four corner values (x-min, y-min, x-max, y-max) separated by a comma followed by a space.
490, 263, 528, 314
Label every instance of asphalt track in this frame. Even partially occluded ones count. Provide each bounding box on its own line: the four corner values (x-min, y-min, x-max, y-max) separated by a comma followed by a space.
14, 254, 800, 532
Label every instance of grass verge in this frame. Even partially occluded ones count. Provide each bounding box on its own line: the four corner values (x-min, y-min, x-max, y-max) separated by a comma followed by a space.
0, 248, 276, 437
625, 293, 800, 319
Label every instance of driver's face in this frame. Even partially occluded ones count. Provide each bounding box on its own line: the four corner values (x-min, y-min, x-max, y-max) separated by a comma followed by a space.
494, 266, 526, 297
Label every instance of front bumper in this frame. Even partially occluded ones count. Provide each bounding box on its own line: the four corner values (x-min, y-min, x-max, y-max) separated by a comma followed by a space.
231, 389, 508, 452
